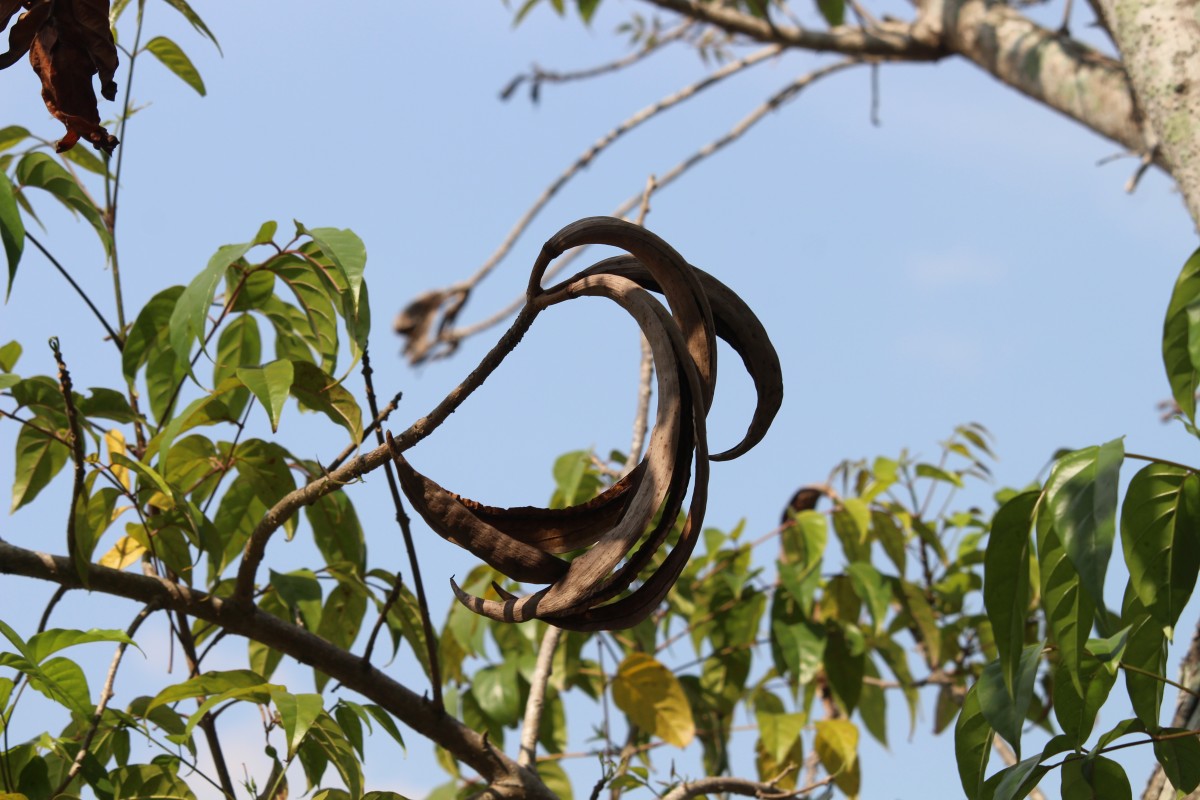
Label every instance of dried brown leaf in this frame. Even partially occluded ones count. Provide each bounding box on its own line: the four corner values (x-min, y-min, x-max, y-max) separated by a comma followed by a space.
0, 0, 50, 69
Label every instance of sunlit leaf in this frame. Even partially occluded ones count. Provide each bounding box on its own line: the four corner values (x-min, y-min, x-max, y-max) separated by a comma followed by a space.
612, 653, 695, 747
144, 36, 205, 94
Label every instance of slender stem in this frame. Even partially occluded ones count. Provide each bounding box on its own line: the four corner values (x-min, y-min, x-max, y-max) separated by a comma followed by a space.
519, 626, 563, 767
53, 604, 158, 796
1120, 660, 1200, 698
1125, 452, 1200, 474
107, 6, 146, 333
0, 409, 72, 446
27, 234, 122, 348
173, 609, 237, 799
37, 586, 69, 632
324, 390, 403, 473
360, 347, 441, 706
233, 304, 541, 603
362, 574, 403, 667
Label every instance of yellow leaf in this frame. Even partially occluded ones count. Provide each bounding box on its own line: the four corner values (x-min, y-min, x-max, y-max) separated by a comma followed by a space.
611, 653, 694, 747
147, 490, 174, 511
111, 504, 132, 523
814, 719, 859, 797
98, 536, 146, 570
105, 429, 129, 490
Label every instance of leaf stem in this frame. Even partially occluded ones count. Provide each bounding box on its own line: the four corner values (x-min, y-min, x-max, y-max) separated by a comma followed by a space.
1125, 452, 1200, 474
27, 233, 122, 348
1119, 660, 1200, 698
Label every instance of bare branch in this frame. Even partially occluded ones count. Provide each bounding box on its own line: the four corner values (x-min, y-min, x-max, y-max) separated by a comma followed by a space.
639, 0, 940, 57
500, 22, 693, 102
360, 347, 442, 707
518, 625, 564, 767
27, 233, 123, 349
431, 60, 862, 353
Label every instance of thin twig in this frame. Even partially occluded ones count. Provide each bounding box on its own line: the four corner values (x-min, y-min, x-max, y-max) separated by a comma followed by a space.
325, 390, 403, 473
233, 303, 542, 604
53, 603, 158, 796
500, 22, 693, 101
174, 609, 237, 799
26, 234, 122, 348
362, 574, 404, 667
37, 586, 69, 632
51, 339, 86, 574
436, 59, 862, 350
359, 347, 441, 706
519, 625, 564, 767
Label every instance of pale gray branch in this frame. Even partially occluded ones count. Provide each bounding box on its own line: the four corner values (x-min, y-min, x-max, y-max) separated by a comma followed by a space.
518, 625, 564, 767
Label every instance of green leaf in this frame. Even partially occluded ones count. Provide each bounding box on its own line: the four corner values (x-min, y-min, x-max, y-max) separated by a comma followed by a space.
847, 562, 889, 633
781, 508, 827, 572
213, 313, 261, 420
297, 224, 366, 312
1053, 655, 1116, 749
1044, 439, 1124, 622
289, 360, 362, 441
123, 286, 184, 381
1093, 718, 1145, 752
536, 761, 573, 800
15, 153, 112, 254
1152, 730, 1200, 794
824, 622, 864, 713
253, 220, 278, 245
955, 681, 996, 800
109, 763, 197, 800
11, 419, 70, 511
813, 719, 859, 796
269, 688, 325, 759
1120, 463, 1200, 632
0, 173, 24, 298
237, 359, 293, 432
362, 704, 406, 752
270, 569, 323, 632
1123, 590, 1168, 728
612, 653, 695, 747
575, 0, 600, 23
1036, 508, 1094, 694
169, 241, 254, 377
992, 755, 1049, 800
144, 36, 205, 94
159, 0, 221, 53
146, 668, 267, 715
896, 578, 942, 665
985, 491, 1038, 695
472, 660, 521, 726
1061, 755, 1131, 800
1164, 247, 1200, 422
0, 125, 30, 151
0, 340, 21, 372
25, 655, 93, 714
917, 462, 964, 488
60, 143, 109, 176
26, 628, 134, 664
977, 643, 1042, 759
267, 263, 340, 372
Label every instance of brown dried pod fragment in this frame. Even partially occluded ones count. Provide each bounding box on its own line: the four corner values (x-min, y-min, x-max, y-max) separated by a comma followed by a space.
393, 217, 781, 630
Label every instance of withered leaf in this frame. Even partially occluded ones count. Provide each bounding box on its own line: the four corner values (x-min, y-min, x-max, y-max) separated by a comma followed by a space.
2, 0, 119, 153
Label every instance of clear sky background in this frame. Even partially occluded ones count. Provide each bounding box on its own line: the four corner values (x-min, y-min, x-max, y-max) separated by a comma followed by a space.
2, 1, 1200, 798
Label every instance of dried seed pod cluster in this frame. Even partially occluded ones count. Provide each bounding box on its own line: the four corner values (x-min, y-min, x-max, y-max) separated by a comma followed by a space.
0, 0, 119, 153
388, 217, 783, 630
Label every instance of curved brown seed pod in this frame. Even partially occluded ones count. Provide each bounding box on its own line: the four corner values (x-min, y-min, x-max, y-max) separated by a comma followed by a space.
531, 216, 718, 412
386, 436, 569, 584
575, 254, 782, 461
452, 274, 692, 622
460, 460, 647, 553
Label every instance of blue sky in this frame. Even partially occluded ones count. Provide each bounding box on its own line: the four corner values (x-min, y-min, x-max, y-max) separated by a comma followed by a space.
2, 1, 1200, 798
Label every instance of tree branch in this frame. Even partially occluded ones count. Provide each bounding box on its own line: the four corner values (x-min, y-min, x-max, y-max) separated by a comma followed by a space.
518, 625, 563, 767
640, 0, 941, 58
659, 773, 834, 800
0, 539, 554, 799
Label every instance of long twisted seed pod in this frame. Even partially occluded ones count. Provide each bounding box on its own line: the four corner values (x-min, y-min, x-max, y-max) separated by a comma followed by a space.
391, 217, 782, 630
